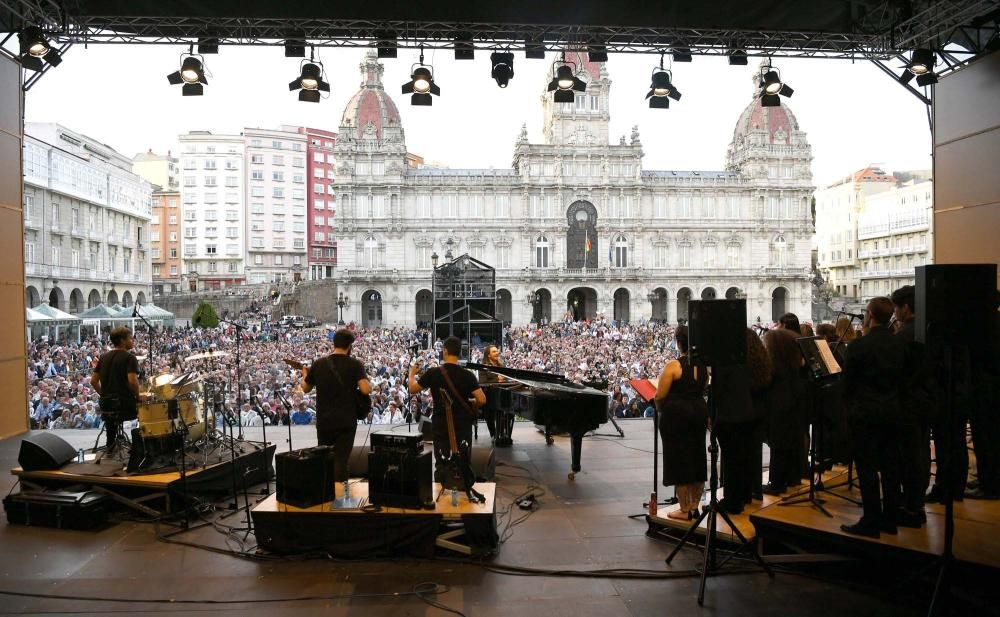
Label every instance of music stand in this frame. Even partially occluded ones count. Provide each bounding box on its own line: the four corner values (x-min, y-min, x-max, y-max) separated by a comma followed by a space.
627, 377, 677, 519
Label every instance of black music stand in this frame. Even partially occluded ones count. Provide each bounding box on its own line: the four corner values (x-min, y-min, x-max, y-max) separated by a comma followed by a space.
628, 378, 676, 520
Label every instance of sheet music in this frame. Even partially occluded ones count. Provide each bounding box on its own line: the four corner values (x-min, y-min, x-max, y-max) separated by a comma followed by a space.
814, 339, 842, 374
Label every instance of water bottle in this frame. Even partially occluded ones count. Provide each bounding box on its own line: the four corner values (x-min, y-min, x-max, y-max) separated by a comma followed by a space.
451, 489, 459, 507
77, 448, 85, 463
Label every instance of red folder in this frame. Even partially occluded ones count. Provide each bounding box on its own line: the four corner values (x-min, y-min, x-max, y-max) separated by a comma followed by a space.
630, 378, 658, 403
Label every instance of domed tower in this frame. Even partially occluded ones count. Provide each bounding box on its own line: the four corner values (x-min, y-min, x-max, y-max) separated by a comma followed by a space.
334, 51, 407, 270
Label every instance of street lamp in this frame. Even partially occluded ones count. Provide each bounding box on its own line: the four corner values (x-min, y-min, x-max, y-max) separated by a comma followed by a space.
431, 251, 439, 269
336, 291, 348, 325
444, 237, 455, 261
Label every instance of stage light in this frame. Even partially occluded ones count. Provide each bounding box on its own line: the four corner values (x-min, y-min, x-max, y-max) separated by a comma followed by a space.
672, 47, 693, 63
757, 64, 793, 106
289, 57, 330, 103
547, 61, 587, 103
646, 57, 682, 109
587, 46, 608, 62
167, 53, 207, 96
402, 51, 440, 106
490, 52, 514, 88
899, 49, 939, 86
17, 26, 62, 72
728, 49, 748, 65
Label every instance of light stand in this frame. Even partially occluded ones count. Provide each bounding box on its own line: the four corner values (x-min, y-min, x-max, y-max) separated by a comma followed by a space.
665, 384, 774, 604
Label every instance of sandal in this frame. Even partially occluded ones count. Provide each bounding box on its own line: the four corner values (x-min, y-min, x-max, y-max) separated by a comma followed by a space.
666, 509, 691, 521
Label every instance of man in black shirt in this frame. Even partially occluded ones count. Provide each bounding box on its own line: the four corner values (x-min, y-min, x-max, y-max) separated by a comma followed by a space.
91, 327, 142, 453
408, 336, 486, 464
301, 329, 371, 482
841, 297, 906, 538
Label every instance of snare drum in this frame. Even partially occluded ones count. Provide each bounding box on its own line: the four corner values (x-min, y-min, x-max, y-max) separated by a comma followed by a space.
138, 397, 202, 438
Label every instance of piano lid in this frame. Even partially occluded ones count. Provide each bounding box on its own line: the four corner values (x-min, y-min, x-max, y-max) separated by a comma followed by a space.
467, 362, 607, 397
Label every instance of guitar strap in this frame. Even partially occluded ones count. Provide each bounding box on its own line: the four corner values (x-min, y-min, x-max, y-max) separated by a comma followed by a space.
440, 388, 460, 455
439, 364, 475, 417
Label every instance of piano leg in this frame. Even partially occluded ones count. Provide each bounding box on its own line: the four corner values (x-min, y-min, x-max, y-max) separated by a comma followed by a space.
544, 424, 554, 446
569, 429, 584, 480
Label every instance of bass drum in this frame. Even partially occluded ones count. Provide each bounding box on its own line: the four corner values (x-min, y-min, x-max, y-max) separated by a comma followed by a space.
138, 398, 203, 438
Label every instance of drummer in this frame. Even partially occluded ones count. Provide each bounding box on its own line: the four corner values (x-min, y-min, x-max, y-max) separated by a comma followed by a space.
91, 327, 150, 453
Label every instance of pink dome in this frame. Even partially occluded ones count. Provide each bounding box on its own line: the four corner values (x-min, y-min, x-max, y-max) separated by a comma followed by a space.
340, 51, 401, 140
732, 98, 800, 144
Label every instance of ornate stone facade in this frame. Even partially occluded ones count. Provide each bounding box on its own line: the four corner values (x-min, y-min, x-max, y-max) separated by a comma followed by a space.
334, 52, 814, 327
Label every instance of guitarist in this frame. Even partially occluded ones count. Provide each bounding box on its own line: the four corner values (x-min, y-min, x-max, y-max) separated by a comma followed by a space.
300, 329, 371, 483
408, 336, 487, 467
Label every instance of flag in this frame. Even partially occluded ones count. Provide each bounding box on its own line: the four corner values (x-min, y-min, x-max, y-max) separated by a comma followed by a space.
608, 242, 613, 264
585, 230, 592, 253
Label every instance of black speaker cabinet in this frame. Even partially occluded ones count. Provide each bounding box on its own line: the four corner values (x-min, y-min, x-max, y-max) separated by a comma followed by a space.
916, 264, 997, 346
369, 450, 433, 509
275, 447, 333, 508
688, 299, 747, 366
18, 432, 78, 471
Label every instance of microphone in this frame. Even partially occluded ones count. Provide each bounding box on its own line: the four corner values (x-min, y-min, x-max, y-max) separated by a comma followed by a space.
838, 310, 865, 320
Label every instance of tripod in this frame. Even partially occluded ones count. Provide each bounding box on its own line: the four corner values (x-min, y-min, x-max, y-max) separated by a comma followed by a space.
665, 384, 774, 605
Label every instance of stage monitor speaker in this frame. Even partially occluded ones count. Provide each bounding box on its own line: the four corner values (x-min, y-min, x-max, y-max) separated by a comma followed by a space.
369, 450, 433, 509
688, 299, 747, 366
275, 447, 334, 508
916, 264, 997, 346
471, 446, 496, 481
18, 432, 77, 471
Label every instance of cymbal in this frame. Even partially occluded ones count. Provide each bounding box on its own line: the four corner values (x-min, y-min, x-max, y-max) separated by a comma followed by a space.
185, 351, 231, 362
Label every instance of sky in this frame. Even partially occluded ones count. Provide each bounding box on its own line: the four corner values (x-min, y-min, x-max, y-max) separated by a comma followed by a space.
20, 44, 933, 187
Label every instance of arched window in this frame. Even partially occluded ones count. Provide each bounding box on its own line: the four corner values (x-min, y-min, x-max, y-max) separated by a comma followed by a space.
770, 234, 787, 267
363, 234, 379, 269
613, 234, 628, 268
534, 235, 550, 268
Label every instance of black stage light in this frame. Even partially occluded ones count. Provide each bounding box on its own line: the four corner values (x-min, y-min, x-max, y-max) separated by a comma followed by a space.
490, 52, 514, 88
197, 37, 219, 54
455, 34, 475, 60
899, 49, 938, 86
289, 60, 330, 103
728, 49, 748, 65
587, 46, 608, 62
284, 33, 306, 58
525, 37, 546, 59
18, 26, 62, 72
402, 52, 440, 106
646, 65, 682, 109
167, 54, 207, 96
376, 31, 398, 58
672, 47, 693, 62
547, 62, 587, 103
757, 65, 793, 107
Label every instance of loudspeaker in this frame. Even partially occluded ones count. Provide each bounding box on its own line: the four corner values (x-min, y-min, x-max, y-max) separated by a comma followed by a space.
18, 432, 78, 471
275, 447, 333, 508
346, 445, 370, 478
916, 264, 997, 346
470, 446, 496, 481
369, 450, 433, 509
687, 299, 747, 366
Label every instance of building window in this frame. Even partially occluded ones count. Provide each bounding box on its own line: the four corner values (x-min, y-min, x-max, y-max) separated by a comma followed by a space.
703, 243, 717, 268
654, 244, 667, 268
727, 243, 741, 267
363, 235, 379, 269
495, 195, 510, 218
496, 244, 510, 268
770, 234, 788, 267
613, 234, 628, 268
679, 243, 691, 268
534, 235, 550, 268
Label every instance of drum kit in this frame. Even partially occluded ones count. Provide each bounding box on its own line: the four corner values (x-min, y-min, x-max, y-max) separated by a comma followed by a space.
129, 351, 232, 471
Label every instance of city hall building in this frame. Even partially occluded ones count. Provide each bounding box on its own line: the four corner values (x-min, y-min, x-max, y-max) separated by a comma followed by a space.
333, 51, 814, 327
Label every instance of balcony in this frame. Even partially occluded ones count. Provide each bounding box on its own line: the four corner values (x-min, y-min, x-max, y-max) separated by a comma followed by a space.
23, 216, 40, 230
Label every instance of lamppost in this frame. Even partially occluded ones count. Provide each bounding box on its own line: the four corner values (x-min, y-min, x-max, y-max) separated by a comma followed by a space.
526, 291, 540, 323
336, 291, 348, 325
444, 237, 454, 261
430, 251, 439, 343
647, 290, 662, 322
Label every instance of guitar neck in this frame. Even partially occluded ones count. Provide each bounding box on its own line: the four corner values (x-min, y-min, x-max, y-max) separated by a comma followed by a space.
440, 389, 460, 454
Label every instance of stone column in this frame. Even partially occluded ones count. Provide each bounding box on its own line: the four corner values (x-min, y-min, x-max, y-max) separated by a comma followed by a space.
666, 296, 676, 324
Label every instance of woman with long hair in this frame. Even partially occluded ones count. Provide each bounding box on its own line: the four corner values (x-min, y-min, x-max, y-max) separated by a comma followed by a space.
762, 328, 807, 495
479, 345, 510, 443
655, 325, 709, 520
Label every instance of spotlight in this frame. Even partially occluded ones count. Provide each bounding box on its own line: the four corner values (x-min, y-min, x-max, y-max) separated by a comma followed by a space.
289, 59, 330, 103
645, 60, 682, 109
899, 49, 938, 86
547, 62, 586, 103
402, 51, 440, 106
587, 46, 608, 62
672, 47, 693, 63
490, 52, 514, 88
727, 49, 748, 65
757, 65, 793, 106
17, 26, 62, 72
284, 33, 306, 58
167, 54, 207, 96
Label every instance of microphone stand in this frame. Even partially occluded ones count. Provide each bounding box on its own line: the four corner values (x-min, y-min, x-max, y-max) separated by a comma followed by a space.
276, 390, 295, 453
221, 317, 270, 498
133, 304, 155, 380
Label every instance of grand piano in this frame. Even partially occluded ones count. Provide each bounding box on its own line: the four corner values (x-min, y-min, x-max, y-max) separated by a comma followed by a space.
467, 363, 609, 479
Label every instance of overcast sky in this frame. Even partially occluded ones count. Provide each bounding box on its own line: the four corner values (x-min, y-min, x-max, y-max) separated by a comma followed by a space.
20, 44, 932, 187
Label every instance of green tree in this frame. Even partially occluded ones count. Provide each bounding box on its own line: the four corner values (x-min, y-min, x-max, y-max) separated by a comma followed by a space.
191, 301, 219, 328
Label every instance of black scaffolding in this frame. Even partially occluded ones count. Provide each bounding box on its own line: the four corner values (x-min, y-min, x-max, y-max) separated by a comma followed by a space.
432, 254, 502, 357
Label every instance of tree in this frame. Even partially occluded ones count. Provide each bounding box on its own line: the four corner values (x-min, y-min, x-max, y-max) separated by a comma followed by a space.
191, 301, 219, 328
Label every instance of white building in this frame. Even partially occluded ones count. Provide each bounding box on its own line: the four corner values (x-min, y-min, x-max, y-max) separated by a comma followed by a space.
857, 177, 934, 301
132, 150, 180, 192
23, 122, 153, 312
333, 52, 814, 327
178, 131, 246, 289
244, 127, 309, 283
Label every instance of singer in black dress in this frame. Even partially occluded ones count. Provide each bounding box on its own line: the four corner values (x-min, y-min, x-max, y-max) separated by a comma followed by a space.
655, 326, 709, 520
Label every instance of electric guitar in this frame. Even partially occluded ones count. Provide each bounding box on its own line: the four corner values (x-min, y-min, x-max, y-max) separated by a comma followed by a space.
284, 358, 371, 420
438, 388, 485, 504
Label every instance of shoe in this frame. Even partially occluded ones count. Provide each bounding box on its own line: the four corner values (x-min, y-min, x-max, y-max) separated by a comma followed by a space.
964, 488, 1000, 500
925, 486, 943, 504
967, 479, 980, 490
841, 521, 880, 538
667, 509, 691, 521
879, 523, 898, 535
762, 483, 785, 496
719, 498, 744, 515
751, 490, 764, 501
689, 508, 701, 519
897, 509, 926, 528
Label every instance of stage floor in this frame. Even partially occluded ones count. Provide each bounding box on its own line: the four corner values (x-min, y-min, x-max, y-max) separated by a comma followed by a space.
1, 423, 995, 616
